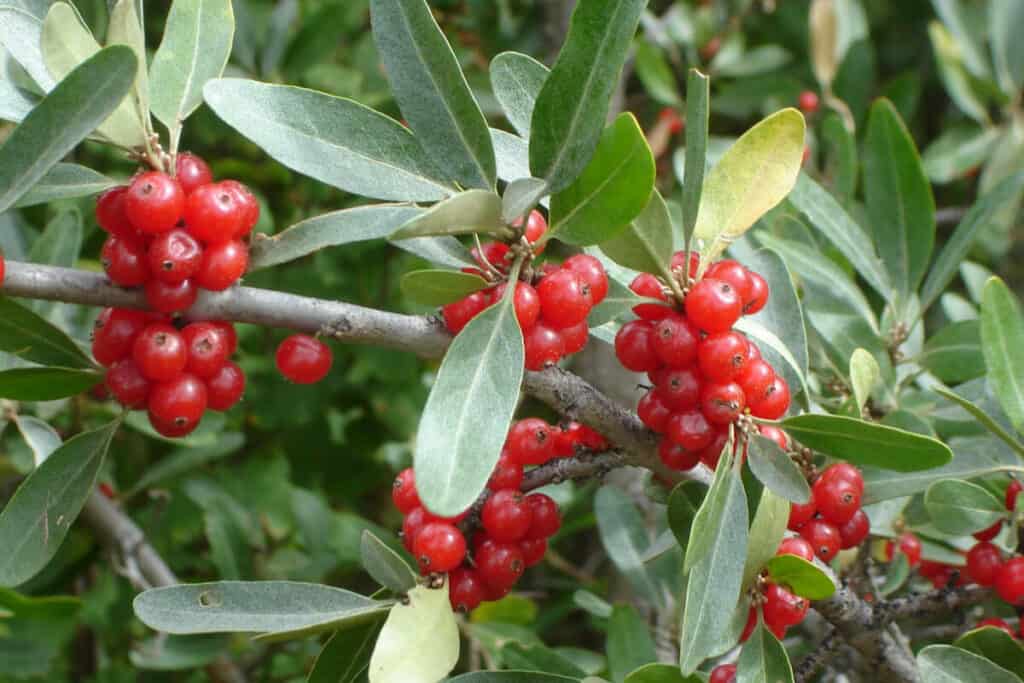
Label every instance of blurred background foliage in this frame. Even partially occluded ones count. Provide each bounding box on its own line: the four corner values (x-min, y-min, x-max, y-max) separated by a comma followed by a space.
0, 0, 1021, 680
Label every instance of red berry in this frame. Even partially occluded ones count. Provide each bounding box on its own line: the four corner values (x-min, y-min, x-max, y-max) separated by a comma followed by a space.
105, 359, 150, 408
837, 509, 870, 549
652, 314, 699, 368
524, 493, 560, 539
737, 359, 775, 402
698, 331, 749, 383
777, 537, 815, 562
699, 382, 746, 426
95, 186, 136, 238
276, 334, 332, 384
684, 278, 742, 333
148, 229, 202, 284
413, 522, 466, 573
482, 490, 533, 543
744, 272, 769, 314
537, 269, 591, 329
402, 507, 431, 551
657, 367, 701, 411
392, 468, 420, 514
977, 618, 1014, 638
92, 308, 149, 367
614, 320, 660, 372
184, 182, 245, 244
995, 557, 1024, 605
449, 567, 486, 612
124, 172, 185, 234
220, 180, 260, 236
749, 376, 790, 419
818, 463, 865, 496
175, 152, 213, 195
666, 410, 714, 452
658, 438, 699, 471
132, 323, 187, 381
520, 210, 548, 249
101, 234, 150, 286
798, 90, 820, 114
740, 606, 757, 642
670, 250, 700, 280
658, 107, 684, 135
885, 532, 922, 567
556, 422, 608, 454
705, 260, 753, 304
493, 281, 540, 331
472, 241, 510, 271
181, 322, 229, 378
196, 239, 248, 291
475, 540, 525, 590
813, 477, 862, 526
763, 582, 808, 628
145, 278, 198, 314
0, 250, 4, 284
745, 339, 762, 364
506, 418, 555, 466
629, 273, 672, 320
211, 321, 238, 355
205, 361, 245, 411
758, 424, 790, 451
562, 254, 608, 304
524, 323, 564, 370
974, 520, 1003, 542
147, 373, 207, 437
788, 491, 817, 530
709, 664, 736, 683
488, 453, 524, 490
967, 542, 1003, 586
520, 537, 547, 567
442, 291, 489, 334
1007, 480, 1022, 511
800, 519, 841, 562
638, 389, 672, 433
698, 429, 729, 469
559, 320, 589, 355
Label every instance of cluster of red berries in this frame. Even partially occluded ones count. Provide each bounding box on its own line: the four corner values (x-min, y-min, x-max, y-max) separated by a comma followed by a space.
789, 463, 869, 564
391, 418, 608, 612
97, 153, 257, 314
960, 480, 1024, 606
615, 253, 790, 471
739, 536, 816, 641
441, 211, 609, 371
94, 308, 244, 437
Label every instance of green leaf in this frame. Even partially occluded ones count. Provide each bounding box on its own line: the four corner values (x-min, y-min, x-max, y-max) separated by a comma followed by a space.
736, 623, 793, 683
991, 0, 1024, 93
692, 109, 805, 263
369, 583, 459, 683
922, 171, 1024, 312
203, 80, 455, 203
607, 605, 657, 683
0, 367, 101, 400
746, 436, 810, 504
0, 589, 81, 678
308, 622, 382, 683
742, 488, 790, 589
0, 79, 38, 123
529, 0, 646, 192
624, 663, 702, 683
925, 479, 1005, 536
955, 626, 1024, 678
446, 674, 579, 683
680, 69, 709, 245
573, 590, 613, 619
928, 22, 989, 124
394, 237, 476, 270
490, 51, 548, 137
764, 555, 836, 600
413, 287, 524, 517
686, 453, 741, 572
502, 178, 549, 224
399, 270, 489, 307
130, 634, 230, 672
786, 173, 891, 297
819, 113, 858, 201
391, 190, 505, 241
11, 415, 61, 466
782, 414, 953, 472
595, 486, 660, 603
922, 126, 1001, 184
667, 481, 707, 551
850, 348, 880, 411
370, 0, 494, 190
879, 552, 911, 596
0, 46, 137, 213
981, 277, 1024, 434
250, 205, 424, 270
502, 643, 587, 678
678, 460, 748, 674
600, 189, 674, 276
549, 113, 655, 246
150, 0, 233, 132
492, 128, 531, 182
919, 320, 986, 383
133, 581, 391, 637
587, 277, 653, 328
125, 434, 245, 497
929, 0, 989, 78
0, 5, 54, 92
360, 530, 417, 594
634, 41, 681, 107
863, 99, 936, 299
0, 421, 118, 586
918, 644, 1022, 683
106, 0, 148, 129
0, 296, 93, 368
13, 163, 117, 208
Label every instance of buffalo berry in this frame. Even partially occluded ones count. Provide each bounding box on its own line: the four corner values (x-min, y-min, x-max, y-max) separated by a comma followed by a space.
276, 334, 332, 384
205, 361, 245, 411
124, 172, 185, 234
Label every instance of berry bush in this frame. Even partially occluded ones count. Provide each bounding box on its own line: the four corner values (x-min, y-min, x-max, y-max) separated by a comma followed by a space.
0, 1, 1023, 683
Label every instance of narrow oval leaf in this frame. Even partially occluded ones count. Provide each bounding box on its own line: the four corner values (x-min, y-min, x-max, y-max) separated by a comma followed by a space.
0, 421, 118, 586
919, 320, 985, 383
607, 605, 657, 682
918, 644, 1022, 683
360, 531, 417, 594
13, 163, 117, 208
0, 78, 38, 123
549, 113, 655, 246
595, 486, 660, 603
667, 481, 708, 551
600, 189, 674, 277
742, 488, 790, 589
490, 51, 548, 137
692, 109, 805, 262
737, 623, 794, 683
150, 0, 234, 130
133, 581, 389, 635
250, 205, 424, 270
0, 46, 137, 214
746, 436, 810, 504
863, 99, 936, 298
955, 626, 1024, 678
923, 126, 1001, 185
529, 0, 646, 192
12, 415, 61, 466
391, 190, 504, 241
370, 0, 494, 189
502, 178, 549, 224
400, 270, 489, 307
809, 0, 838, 88
981, 277, 1024, 434
447, 674, 579, 683
0, 296, 93, 368
685, 452, 739, 572
308, 622, 382, 683
625, 663, 703, 683
368, 584, 459, 683
991, 0, 1024, 92
680, 69, 709, 243
764, 555, 836, 600
501, 643, 587, 679
782, 414, 953, 472
414, 289, 524, 517
0, 367, 101, 401
0, 5, 54, 91
203, 80, 455, 202
925, 479, 1005, 537
392, 236, 476, 270
634, 41, 682, 107
850, 348, 880, 410
106, 0, 148, 127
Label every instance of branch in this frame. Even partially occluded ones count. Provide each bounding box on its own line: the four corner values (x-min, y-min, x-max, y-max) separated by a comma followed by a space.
873, 585, 992, 625
794, 626, 840, 683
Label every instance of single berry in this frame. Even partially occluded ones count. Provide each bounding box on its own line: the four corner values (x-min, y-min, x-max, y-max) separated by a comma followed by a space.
537, 269, 591, 329
758, 424, 790, 451
699, 382, 746, 426
105, 359, 150, 408
813, 477, 862, 526
184, 182, 245, 243
520, 537, 547, 567
658, 438, 699, 471
977, 618, 1014, 638
449, 567, 486, 612
788, 492, 817, 530
147, 373, 207, 437
413, 522, 466, 573
744, 272, 769, 314
777, 537, 815, 562
220, 180, 260, 236
124, 172, 185, 234
562, 254, 608, 304
740, 606, 757, 642
101, 234, 150, 286
818, 463, 865, 495
614, 320, 660, 372
180, 322, 230, 378
800, 519, 841, 562
838, 509, 870, 549
995, 557, 1024, 605
482, 490, 533, 543
657, 368, 701, 411
749, 375, 790, 419
392, 468, 420, 514
524, 493, 561, 539
488, 454, 524, 490
276, 334, 332, 384
211, 321, 238, 355
798, 90, 820, 114
205, 361, 245, 411
763, 582, 808, 628
472, 241, 510, 271
559, 320, 589, 355
697, 331, 749, 383
638, 389, 672, 433
709, 664, 737, 683
196, 239, 248, 291
524, 323, 564, 370
670, 250, 700, 280
967, 542, 1003, 586
705, 260, 753, 304
132, 324, 187, 381
92, 308, 149, 367
629, 273, 672, 320
95, 187, 136, 238
402, 507, 432, 551
506, 418, 555, 466
520, 210, 548, 250
684, 278, 742, 333
148, 229, 202, 284
698, 429, 729, 469
145, 278, 198, 314
737, 359, 776, 403
493, 281, 540, 331
974, 520, 1003, 542
666, 410, 714, 452
443, 291, 490, 335
475, 540, 525, 590
885, 532, 922, 567
1007, 480, 1022, 511
175, 152, 213, 195
658, 107, 684, 135
652, 315, 699, 368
